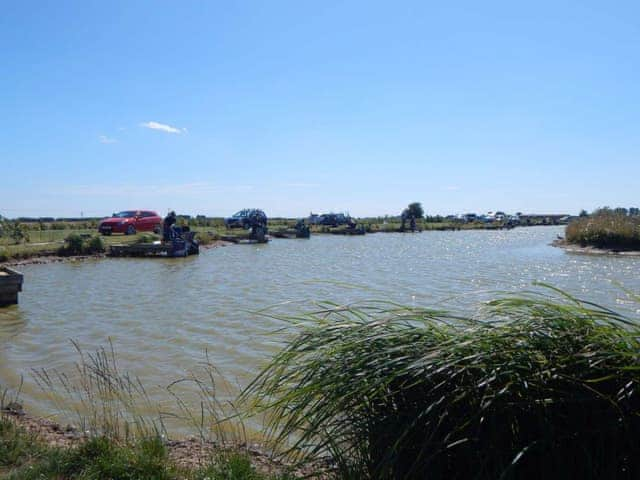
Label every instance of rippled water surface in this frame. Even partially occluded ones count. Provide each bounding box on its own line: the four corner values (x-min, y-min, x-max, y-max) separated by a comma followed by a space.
1, 226, 639, 429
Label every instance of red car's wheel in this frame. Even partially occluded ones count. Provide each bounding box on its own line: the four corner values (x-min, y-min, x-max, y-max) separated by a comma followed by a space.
125, 225, 136, 235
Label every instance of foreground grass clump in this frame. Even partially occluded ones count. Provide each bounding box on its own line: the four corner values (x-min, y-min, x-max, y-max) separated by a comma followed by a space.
0, 417, 43, 470
5, 435, 174, 480
247, 289, 640, 479
566, 211, 640, 249
0, 417, 293, 479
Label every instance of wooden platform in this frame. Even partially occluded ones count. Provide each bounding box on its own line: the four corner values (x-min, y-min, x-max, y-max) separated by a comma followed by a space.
109, 240, 198, 257
271, 229, 311, 239
328, 227, 366, 235
110, 243, 167, 257
220, 235, 270, 244
0, 267, 23, 306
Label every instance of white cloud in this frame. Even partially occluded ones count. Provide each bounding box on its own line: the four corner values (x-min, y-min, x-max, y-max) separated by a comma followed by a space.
140, 121, 186, 134
99, 135, 117, 144
443, 185, 461, 191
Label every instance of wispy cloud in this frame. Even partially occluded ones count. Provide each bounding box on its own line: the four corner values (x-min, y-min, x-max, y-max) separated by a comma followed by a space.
140, 121, 186, 134
443, 185, 461, 191
99, 135, 117, 144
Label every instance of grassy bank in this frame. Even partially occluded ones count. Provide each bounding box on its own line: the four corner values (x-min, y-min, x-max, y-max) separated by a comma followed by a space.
565, 211, 640, 250
0, 417, 294, 479
1, 217, 532, 263
0, 230, 224, 263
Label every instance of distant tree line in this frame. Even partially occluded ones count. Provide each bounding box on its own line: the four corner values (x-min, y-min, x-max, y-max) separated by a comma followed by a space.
580, 207, 640, 217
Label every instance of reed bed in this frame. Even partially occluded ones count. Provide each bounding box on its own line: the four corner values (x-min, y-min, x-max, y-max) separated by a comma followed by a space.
566, 213, 640, 249
245, 288, 640, 479
30, 343, 247, 446
32, 341, 163, 441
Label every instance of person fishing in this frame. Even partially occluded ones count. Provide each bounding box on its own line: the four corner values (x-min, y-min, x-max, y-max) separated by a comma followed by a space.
163, 210, 177, 241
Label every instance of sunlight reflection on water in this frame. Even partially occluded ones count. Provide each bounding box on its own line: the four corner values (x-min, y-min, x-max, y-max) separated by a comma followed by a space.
1, 226, 639, 434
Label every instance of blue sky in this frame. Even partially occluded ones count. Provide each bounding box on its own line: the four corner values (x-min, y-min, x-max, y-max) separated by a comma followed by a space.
1, 1, 638, 218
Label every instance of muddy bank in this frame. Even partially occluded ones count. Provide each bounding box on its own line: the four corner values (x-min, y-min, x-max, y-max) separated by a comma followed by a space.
1, 253, 107, 268
0, 404, 329, 477
0, 240, 234, 268
552, 239, 640, 256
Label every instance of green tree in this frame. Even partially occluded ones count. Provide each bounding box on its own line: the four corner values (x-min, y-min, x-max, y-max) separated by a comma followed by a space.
406, 202, 424, 219
401, 202, 424, 231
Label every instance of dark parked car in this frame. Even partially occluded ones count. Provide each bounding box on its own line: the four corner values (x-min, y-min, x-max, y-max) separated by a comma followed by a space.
318, 213, 352, 227
224, 209, 268, 229
98, 210, 162, 235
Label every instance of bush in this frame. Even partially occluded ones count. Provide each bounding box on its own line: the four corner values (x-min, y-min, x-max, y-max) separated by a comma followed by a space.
5, 222, 29, 244
59, 234, 105, 256
0, 248, 8, 262
247, 289, 640, 479
196, 231, 220, 246
61, 233, 85, 255
85, 235, 106, 254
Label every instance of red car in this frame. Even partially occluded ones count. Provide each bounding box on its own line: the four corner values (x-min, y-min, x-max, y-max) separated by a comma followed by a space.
98, 210, 162, 235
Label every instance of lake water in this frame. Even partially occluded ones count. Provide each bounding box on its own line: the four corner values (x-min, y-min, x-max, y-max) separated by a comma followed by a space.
1, 226, 639, 433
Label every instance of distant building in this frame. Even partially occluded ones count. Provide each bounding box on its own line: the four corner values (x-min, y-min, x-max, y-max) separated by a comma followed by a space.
519, 214, 571, 225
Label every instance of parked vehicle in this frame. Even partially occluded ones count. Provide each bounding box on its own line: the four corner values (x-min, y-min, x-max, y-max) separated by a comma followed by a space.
98, 210, 162, 235
224, 209, 268, 229
317, 213, 353, 227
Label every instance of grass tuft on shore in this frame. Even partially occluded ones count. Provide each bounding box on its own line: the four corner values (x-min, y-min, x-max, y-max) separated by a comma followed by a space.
246, 287, 640, 479
0, 417, 44, 470
0, 417, 295, 480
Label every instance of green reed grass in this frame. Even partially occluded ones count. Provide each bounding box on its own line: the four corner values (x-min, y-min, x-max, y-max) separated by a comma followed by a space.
32, 340, 163, 441
245, 287, 640, 479
165, 351, 248, 445
566, 212, 640, 249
